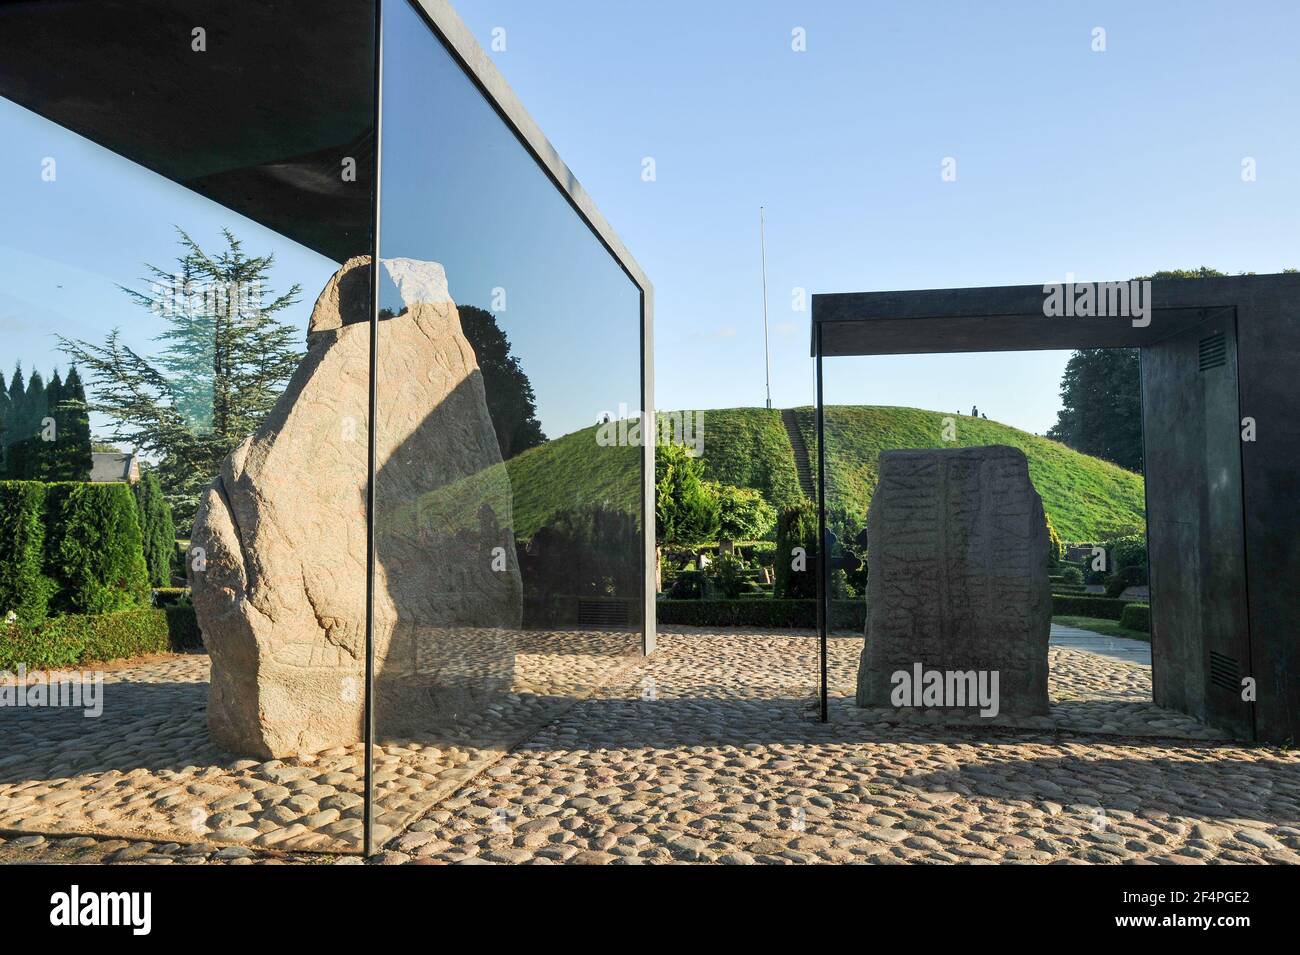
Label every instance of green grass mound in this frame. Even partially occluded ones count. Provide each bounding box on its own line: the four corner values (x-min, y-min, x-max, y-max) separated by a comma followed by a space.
501, 406, 1144, 544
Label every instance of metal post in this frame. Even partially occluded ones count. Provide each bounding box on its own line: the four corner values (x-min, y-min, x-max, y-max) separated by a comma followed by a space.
760, 206, 772, 410
815, 324, 828, 723
363, 0, 384, 860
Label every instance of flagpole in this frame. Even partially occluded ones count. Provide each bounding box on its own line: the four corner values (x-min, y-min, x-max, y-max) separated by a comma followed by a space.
760, 206, 772, 410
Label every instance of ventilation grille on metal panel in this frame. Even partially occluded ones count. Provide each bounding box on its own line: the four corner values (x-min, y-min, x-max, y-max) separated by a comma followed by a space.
577, 599, 632, 629
1209, 650, 1240, 692
1198, 331, 1227, 371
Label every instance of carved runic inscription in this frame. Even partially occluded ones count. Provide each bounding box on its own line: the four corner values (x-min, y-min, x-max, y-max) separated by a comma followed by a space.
855, 446, 1051, 716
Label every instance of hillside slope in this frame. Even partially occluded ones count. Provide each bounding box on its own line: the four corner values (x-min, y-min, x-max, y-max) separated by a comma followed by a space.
503, 406, 1145, 543
787, 405, 1145, 542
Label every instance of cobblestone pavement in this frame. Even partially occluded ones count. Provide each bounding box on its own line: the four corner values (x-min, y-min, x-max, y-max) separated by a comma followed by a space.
833, 632, 1228, 740
0, 630, 641, 854
3, 628, 1298, 865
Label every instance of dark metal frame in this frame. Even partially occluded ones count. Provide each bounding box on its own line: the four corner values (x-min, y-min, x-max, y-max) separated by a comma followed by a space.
811, 274, 1300, 744
815, 325, 828, 723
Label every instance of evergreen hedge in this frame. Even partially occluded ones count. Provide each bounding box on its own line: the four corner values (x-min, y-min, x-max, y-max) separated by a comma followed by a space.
0, 606, 201, 671
44, 482, 150, 614
1051, 594, 1129, 620
773, 501, 818, 599
134, 469, 177, 586
0, 481, 56, 625
1119, 602, 1151, 633
659, 595, 1137, 629
658, 598, 866, 630
660, 595, 1149, 630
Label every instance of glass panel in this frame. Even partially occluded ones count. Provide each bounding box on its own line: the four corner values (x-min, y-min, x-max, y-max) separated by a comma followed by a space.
368, 0, 644, 851
0, 1, 376, 856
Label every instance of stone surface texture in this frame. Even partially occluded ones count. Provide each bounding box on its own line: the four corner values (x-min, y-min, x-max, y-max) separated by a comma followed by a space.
1, 628, 1296, 866
857, 446, 1052, 716
190, 256, 521, 758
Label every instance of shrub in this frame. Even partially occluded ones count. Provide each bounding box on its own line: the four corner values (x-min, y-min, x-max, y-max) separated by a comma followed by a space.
163, 604, 203, 649
1083, 558, 1107, 585
655, 443, 719, 547
134, 468, 177, 587
658, 598, 865, 630
1108, 533, 1148, 575
709, 552, 757, 599
1051, 583, 1087, 595
45, 482, 150, 614
774, 500, 818, 599
668, 570, 707, 600
1119, 602, 1150, 633
1103, 565, 1146, 598
520, 503, 640, 604
1051, 594, 1128, 620
0, 606, 202, 670
709, 482, 776, 543
1045, 514, 1063, 569
0, 481, 56, 625
1059, 564, 1084, 585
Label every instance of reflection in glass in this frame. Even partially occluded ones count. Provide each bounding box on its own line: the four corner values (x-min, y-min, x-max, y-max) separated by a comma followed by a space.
0, 0, 375, 854
367, 0, 644, 840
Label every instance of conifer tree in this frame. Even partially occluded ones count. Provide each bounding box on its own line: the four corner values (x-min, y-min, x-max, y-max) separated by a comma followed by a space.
133, 466, 176, 587
5, 364, 25, 453
47, 366, 93, 481
3, 366, 43, 480
41, 369, 64, 480
0, 367, 10, 465
59, 229, 302, 526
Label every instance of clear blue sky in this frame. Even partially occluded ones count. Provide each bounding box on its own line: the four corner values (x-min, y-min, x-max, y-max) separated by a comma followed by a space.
453, 0, 1300, 433
379, 0, 642, 439
0, 98, 338, 443
2, 1, 1297, 440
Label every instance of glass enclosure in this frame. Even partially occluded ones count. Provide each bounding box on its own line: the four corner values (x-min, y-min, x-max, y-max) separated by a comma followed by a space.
0, 0, 649, 858
0, 0, 377, 854
365, 0, 646, 847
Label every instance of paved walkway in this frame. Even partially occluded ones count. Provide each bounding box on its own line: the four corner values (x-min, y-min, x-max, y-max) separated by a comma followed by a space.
1050, 623, 1151, 666
2, 628, 1297, 865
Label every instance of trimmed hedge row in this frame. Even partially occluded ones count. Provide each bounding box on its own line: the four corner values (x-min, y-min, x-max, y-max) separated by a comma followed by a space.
0, 606, 201, 671
1119, 602, 1150, 633
0, 481, 55, 625
658, 596, 1143, 630
1051, 594, 1129, 620
134, 470, 177, 587
657, 598, 866, 630
651, 593, 1158, 631
0, 480, 151, 624
45, 481, 151, 614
